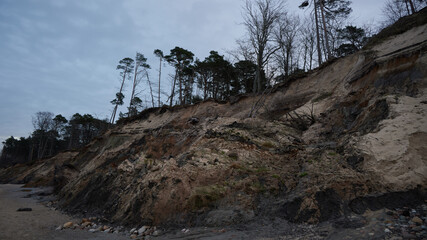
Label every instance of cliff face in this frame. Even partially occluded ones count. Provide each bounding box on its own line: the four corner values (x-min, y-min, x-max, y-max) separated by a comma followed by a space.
2, 13, 427, 227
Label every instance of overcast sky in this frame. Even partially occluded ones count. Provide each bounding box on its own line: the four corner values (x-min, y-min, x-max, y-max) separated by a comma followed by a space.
0, 0, 386, 145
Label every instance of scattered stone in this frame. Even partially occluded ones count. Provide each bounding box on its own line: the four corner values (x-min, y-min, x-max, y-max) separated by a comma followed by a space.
81, 218, 90, 223
82, 222, 92, 228
152, 230, 160, 236
385, 228, 391, 233
145, 228, 155, 235
368, 232, 374, 236
130, 234, 138, 239
89, 229, 99, 233
63, 222, 74, 228
412, 226, 422, 232
102, 225, 110, 231
402, 232, 417, 239
17, 208, 32, 212
56, 225, 63, 231
412, 217, 423, 225
104, 229, 111, 233
387, 211, 395, 216
138, 226, 149, 235
130, 228, 137, 234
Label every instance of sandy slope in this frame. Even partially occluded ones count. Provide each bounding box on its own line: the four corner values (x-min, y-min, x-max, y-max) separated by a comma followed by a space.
358, 89, 427, 190
0, 184, 128, 240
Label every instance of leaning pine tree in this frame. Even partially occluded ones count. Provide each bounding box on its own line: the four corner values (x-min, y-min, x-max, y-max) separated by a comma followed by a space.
154, 49, 164, 107
110, 57, 134, 124
128, 53, 150, 117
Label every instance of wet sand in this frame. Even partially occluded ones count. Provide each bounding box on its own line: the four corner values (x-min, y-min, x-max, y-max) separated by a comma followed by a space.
0, 184, 128, 240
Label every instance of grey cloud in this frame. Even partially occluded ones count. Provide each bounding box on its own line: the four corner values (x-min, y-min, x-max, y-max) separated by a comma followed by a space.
0, 0, 386, 147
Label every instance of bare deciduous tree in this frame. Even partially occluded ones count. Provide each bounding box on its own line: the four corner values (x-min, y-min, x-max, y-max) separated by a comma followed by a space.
242, 0, 285, 93
382, 0, 426, 25
32, 111, 54, 159
275, 13, 300, 77
300, 17, 317, 70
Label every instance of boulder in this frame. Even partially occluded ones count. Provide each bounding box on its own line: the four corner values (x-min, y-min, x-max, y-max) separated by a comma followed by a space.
63, 222, 74, 228
82, 222, 92, 228
138, 226, 149, 235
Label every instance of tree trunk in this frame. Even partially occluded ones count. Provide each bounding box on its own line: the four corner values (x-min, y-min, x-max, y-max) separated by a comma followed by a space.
309, 45, 313, 70
204, 76, 208, 100
146, 72, 155, 108
110, 105, 118, 124
404, 0, 411, 14
49, 135, 54, 157
314, 0, 322, 65
179, 70, 183, 105
253, 67, 259, 94
37, 133, 44, 159
68, 130, 73, 149
28, 144, 34, 162
158, 57, 162, 107
303, 44, 308, 71
319, 0, 332, 60
285, 46, 290, 77
170, 69, 178, 107
408, 0, 416, 14
40, 136, 49, 159
255, 49, 264, 94
129, 64, 138, 117
111, 66, 128, 123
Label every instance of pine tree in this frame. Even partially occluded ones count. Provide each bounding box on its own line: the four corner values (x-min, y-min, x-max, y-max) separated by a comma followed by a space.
154, 49, 164, 107
128, 53, 149, 117
110, 58, 134, 123
165, 47, 194, 106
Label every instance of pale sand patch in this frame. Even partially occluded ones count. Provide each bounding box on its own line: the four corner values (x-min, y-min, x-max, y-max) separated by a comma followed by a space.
373, 24, 427, 57
358, 90, 427, 190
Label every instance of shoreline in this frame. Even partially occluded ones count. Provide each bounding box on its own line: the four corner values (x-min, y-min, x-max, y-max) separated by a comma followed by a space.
0, 184, 128, 240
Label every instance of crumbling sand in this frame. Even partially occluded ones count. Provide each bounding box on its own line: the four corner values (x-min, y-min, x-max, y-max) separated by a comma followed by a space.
373, 24, 427, 57
358, 90, 427, 190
